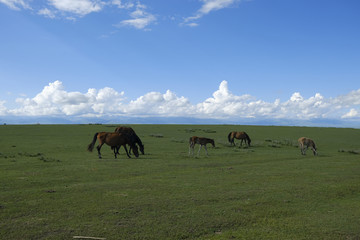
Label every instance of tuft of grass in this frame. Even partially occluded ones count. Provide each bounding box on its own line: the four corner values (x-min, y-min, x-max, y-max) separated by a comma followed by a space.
149, 133, 164, 138
184, 128, 216, 134
338, 149, 360, 154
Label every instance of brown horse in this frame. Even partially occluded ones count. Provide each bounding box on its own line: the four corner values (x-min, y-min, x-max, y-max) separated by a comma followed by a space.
189, 136, 215, 156
115, 126, 144, 155
87, 132, 139, 159
298, 137, 317, 155
228, 131, 251, 147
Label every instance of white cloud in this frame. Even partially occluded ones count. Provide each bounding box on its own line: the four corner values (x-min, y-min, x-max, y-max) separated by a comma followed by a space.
38, 8, 56, 18
342, 109, 359, 119
187, 22, 199, 27
111, 0, 134, 9
119, 16, 156, 30
2, 0, 238, 29
0, 100, 8, 115
48, 0, 104, 16
290, 92, 303, 102
183, 0, 239, 26
0, 0, 31, 10
200, 0, 239, 15
2, 80, 360, 126
126, 90, 194, 117
115, 3, 156, 30
1, 0, 156, 26
10, 81, 125, 116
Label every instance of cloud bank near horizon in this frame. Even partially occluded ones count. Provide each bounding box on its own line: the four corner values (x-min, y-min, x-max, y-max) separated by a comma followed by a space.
1, 80, 359, 125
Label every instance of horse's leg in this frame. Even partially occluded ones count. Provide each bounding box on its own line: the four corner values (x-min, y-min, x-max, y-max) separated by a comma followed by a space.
302, 146, 306, 155
197, 145, 202, 156
113, 146, 117, 158
116, 145, 121, 155
302, 146, 308, 155
189, 143, 194, 156
299, 143, 304, 155
312, 147, 317, 155
96, 143, 104, 159
123, 145, 131, 158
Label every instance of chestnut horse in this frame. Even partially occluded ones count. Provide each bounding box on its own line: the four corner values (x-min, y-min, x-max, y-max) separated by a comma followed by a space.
298, 137, 317, 155
228, 131, 251, 147
87, 132, 139, 159
115, 126, 144, 155
189, 136, 215, 156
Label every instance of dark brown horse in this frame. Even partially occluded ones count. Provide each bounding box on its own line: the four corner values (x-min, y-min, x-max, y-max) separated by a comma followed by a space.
189, 136, 215, 156
115, 126, 144, 155
87, 132, 139, 159
228, 131, 251, 147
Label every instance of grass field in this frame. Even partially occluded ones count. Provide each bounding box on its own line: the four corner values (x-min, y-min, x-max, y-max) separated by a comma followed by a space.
0, 124, 360, 240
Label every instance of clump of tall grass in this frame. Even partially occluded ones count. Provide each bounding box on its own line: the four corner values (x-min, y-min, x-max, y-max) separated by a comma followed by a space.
338, 149, 360, 154
265, 138, 298, 148
184, 128, 216, 133
150, 133, 164, 138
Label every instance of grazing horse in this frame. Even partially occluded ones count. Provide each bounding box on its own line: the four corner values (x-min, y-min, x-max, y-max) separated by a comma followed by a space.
298, 137, 317, 156
115, 126, 144, 155
189, 136, 215, 156
87, 132, 139, 159
228, 131, 251, 147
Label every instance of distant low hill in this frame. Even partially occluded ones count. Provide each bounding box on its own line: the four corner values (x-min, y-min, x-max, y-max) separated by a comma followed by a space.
0, 115, 358, 128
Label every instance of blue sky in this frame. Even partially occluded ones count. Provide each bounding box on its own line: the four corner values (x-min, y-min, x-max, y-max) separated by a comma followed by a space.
0, 0, 359, 126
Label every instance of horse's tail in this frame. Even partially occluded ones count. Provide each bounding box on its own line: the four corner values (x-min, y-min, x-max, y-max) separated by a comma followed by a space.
87, 133, 98, 152
227, 132, 232, 143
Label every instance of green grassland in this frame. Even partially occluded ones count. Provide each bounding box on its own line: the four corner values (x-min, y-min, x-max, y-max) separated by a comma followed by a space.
0, 124, 359, 239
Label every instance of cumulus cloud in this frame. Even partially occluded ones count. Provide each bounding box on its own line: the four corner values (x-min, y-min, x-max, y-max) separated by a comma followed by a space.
10, 81, 125, 116
126, 90, 194, 117
2, 80, 360, 126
